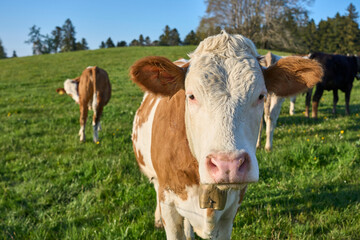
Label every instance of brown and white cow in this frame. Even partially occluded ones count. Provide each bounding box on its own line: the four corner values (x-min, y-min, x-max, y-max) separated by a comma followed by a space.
256, 52, 298, 151
130, 32, 322, 239
57, 66, 111, 143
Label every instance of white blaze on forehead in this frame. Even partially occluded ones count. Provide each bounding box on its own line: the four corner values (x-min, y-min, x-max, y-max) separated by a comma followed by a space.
64, 79, 79, 103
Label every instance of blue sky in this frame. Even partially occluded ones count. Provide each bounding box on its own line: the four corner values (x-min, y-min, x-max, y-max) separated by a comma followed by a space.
0, 0, 359, 57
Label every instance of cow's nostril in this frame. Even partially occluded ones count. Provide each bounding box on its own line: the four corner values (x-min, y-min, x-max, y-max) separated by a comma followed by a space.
207, 156, 219, 174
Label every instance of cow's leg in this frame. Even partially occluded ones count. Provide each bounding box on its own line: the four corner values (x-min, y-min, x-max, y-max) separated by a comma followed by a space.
345, 88, 351, 115
312, 87, 323, 119
332, 89, 339, 115
265, 96, 284, 151
256, 115, 263, 149
160, 202, 186, 239
305, 88, 313, 118
92, 92, 104, 143
153, 180, 163, 229
79, 102, 88, 142
258, 95, 271, 149
289, 96, 296, 116
184, 218, 194, 240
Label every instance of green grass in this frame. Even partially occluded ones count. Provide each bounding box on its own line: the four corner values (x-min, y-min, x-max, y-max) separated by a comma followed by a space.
0, 46, 359, 239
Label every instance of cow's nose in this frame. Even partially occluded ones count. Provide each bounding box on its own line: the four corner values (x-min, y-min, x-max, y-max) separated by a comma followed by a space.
206, 152, 250, 183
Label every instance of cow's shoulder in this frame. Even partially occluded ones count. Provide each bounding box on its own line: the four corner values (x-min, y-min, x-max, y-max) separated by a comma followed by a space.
151, 90, 200, 201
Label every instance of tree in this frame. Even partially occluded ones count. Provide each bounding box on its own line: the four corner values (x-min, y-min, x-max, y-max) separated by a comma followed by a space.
76, 38, 89, 50
100, 41, 106, 48
41, 34, 55, 54
25, 25, 43, 55
106, 37, 115, 48
117, 41, 127, 47
130, 39, 140, 46
169, 28, 181, 46
145, 36, 151, 46
12, 50, 17, 58
198, 0, 311, 51
301, 19, 319, 53
61, 18, 76, 52
184, 30, 200, 45
159, 26, 181, 46
139, 34, 145, 46
0, 39, 6, 58
51, 26, 62, 53
159, 25, 171, 46
343, 3, 360, 53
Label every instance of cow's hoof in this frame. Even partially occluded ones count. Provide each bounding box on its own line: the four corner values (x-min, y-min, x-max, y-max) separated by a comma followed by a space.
154, 220, 164, 229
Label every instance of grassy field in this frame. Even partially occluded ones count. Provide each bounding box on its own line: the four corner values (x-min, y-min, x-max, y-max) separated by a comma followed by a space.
0, 46, 359, 239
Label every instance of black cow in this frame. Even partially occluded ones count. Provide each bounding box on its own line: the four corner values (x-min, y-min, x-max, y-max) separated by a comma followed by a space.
305, 52, 360, 118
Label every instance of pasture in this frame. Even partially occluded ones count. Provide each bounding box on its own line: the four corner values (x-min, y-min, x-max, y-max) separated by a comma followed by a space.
1, 46, 359, 239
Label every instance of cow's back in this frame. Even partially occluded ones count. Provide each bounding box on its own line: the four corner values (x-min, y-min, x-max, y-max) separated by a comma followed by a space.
94, 67, 111, 105
310, 52, 357, 91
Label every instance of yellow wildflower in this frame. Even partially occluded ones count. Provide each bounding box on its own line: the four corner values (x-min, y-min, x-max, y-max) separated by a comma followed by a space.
340, 130, 344, 134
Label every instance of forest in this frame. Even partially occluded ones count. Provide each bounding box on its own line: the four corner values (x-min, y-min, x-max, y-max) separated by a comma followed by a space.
0, 1, 359, 58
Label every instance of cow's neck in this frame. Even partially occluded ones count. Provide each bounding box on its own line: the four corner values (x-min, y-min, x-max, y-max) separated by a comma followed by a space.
151, 89, 200, 202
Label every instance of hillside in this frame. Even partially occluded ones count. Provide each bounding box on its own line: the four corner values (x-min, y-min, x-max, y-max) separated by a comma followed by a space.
1, 46, 359, 239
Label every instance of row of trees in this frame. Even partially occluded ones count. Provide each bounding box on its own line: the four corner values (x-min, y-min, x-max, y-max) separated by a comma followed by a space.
19, 2, 360, 56
99, 25, 196, 48
197, 1, 360, 54
26, 19, 88, 55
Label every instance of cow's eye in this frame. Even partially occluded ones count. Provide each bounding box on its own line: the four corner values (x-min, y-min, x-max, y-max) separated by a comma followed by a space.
258, 94, 265, 100
188, 94, 195, 100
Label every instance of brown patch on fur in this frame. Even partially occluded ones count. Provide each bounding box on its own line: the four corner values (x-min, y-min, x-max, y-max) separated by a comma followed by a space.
151, 90, 200, 201
130, 56, 186, 96
263, 57, 323, 97
133, 142, 145, 166
207, 208, 215, 217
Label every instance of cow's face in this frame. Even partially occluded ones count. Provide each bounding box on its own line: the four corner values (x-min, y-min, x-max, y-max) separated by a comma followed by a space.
130, 31, 323, 188
184, 53, 265, 187
63, 78, 80, 104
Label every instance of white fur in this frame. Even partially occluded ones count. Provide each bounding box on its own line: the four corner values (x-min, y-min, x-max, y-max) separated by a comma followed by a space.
132, 93, 162, 180
79, 125, 85, 142
185, 32, 263, 185
64, 79, 79, 104
162, 185, 244, 239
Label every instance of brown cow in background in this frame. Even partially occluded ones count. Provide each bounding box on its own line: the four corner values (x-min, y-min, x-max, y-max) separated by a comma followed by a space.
57, 66, 111, 143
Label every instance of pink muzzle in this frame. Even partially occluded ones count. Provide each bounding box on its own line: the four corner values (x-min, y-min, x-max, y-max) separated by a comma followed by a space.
206, 152, 250, 184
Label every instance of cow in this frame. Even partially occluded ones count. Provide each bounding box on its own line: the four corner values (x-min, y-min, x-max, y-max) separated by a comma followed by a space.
130, 31, 323, 239
56, 66, 111, 143
256, 52, 299, 151
306, 52, 360, 118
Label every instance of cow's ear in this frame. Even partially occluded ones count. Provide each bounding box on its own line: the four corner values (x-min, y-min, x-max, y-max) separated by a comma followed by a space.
56, 88, 66, 95
263, 57, 323, 97
130, 56, 186, 96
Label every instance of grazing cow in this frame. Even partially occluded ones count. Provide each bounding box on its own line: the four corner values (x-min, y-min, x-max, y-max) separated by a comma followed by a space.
306, 52, 360, 118
256, 52, 297, 151
56, 66, 111, 142
130, 32, 322, 239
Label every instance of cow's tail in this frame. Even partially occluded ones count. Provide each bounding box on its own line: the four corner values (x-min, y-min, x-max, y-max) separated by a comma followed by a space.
92, 66, 98, 93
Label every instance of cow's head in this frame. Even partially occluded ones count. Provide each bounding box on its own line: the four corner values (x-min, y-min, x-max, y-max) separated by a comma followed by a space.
130, 31, 322, 189
56, 77, 80, 104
